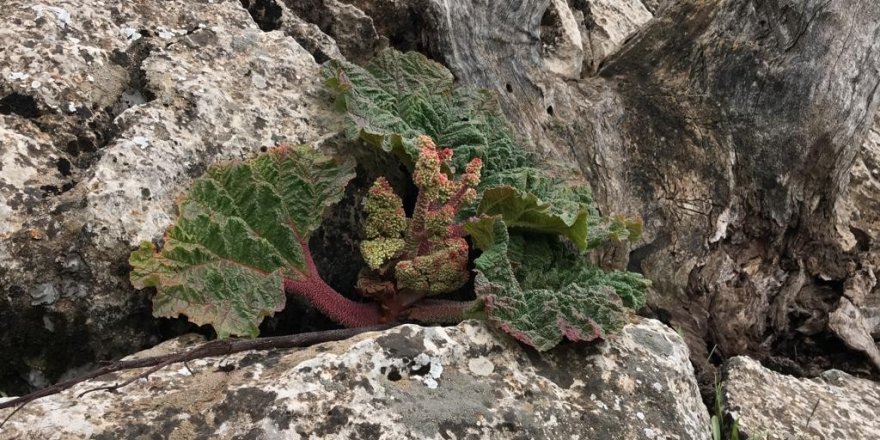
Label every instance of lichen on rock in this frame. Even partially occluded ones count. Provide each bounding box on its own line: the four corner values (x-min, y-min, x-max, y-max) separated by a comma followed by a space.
0, 319, 710, 439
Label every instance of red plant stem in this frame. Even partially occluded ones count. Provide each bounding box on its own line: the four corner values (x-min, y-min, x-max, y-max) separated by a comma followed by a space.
284, 236, 382, 327
445, 184, 470, 211
284, 277, 382, 327
403, 299, 480, 323
380, 290, 427, 322
403, 195, 431, 256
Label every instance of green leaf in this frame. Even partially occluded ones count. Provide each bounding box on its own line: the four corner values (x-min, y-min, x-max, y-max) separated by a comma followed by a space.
323, 49, 644, 251
465, 215, 503, 250
478, 185, 589, 252
476, 167, 593, 251
323, 50, 533, 174
588, 215, 644, 249
477, 167, 643, 250
365, 49, 455, 98
465, 219, 649, 351
324, 49, 642, 251
130, 146, 356, 338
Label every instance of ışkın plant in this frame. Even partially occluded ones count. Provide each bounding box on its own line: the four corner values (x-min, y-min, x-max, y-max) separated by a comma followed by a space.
129, 138, 484, 335
130, 49, 650, 351
129, 145, 382, 337
355, 135, 483, 322
322, 49, 642, 251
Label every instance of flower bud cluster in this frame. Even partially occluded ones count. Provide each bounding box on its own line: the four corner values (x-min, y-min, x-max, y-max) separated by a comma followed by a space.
359, 177, 407, 270
359, 135, 483, 300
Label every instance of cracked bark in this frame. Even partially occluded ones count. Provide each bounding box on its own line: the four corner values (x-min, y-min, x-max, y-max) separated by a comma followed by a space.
323, 0, 880, 399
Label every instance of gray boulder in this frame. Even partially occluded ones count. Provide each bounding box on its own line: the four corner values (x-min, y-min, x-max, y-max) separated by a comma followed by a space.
723, 356, 880, 439
0, 0, 338, 394
0, 319, 710, 439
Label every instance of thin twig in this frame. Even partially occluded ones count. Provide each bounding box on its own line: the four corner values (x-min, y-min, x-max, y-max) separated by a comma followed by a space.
707, 344, 718, 363
0, 325, 391, 428
804, 398, 821, 429
77, 359, 175, 398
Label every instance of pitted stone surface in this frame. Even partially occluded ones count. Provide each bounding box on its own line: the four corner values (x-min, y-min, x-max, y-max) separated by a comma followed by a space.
1, 0, 337, 247
0, 319, 710, 439
723, 356, 880, 440
284, 0, 385, 63
84, 19, 336, 247
0, 0, 339, 394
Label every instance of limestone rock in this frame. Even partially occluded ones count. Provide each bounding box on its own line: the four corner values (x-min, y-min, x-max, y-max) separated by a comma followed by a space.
723, 356, 880, 439
238, 0, 347, 63
0, 0, 340, 394
281, 12, 345, 63
640, 0, 666, 14
283, 0, 386, 63
829, 298, 880, 370
835, 115, 880, 364
541, 0, 585, 79
842, 116, 880, 244
0, 319, 710, 439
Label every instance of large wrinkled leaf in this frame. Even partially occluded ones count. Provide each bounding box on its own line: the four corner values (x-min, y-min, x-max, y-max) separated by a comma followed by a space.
478, 185, 589, 252
130, 146, 356, 337
588, 215, 644, 249
324, 49, 640, 252
465, 219, 649, 351
479, 167, 642, 250
477, 168, 594, 251
323, 50, 533, 174
464, 215, 503, 250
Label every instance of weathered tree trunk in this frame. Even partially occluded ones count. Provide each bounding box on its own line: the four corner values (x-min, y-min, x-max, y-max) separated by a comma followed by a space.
600, 0, 880, 381
336, 0, 880, 393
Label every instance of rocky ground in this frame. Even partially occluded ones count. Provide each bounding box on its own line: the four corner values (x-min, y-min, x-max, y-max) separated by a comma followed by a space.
1, 320, 710, 439
2, 0, 880, 438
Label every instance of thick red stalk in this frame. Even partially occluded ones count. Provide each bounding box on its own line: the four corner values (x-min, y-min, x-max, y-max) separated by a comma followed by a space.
284, 277, 382, 327
284, 238, 382, 327
379, 289, 427, 322
403, 299, 479, 323
403, 195, 431, 256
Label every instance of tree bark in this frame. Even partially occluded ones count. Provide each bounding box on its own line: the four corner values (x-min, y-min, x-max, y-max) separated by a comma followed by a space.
345, 0, 880, 394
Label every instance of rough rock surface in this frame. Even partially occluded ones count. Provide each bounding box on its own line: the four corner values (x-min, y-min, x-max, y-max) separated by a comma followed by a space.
4, 0, 880, 417
0, 0, 340, 394
570, 0, 654, 73
723, 356, 880, 440
0, 319, 710, 439
283, 0, 386, 63
832, 115, 880, 369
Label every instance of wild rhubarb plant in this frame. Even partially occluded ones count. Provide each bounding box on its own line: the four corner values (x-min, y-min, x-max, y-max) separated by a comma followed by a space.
357, 135, 482, 322
130, 49, 649, 351
129, 145, 381, 336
